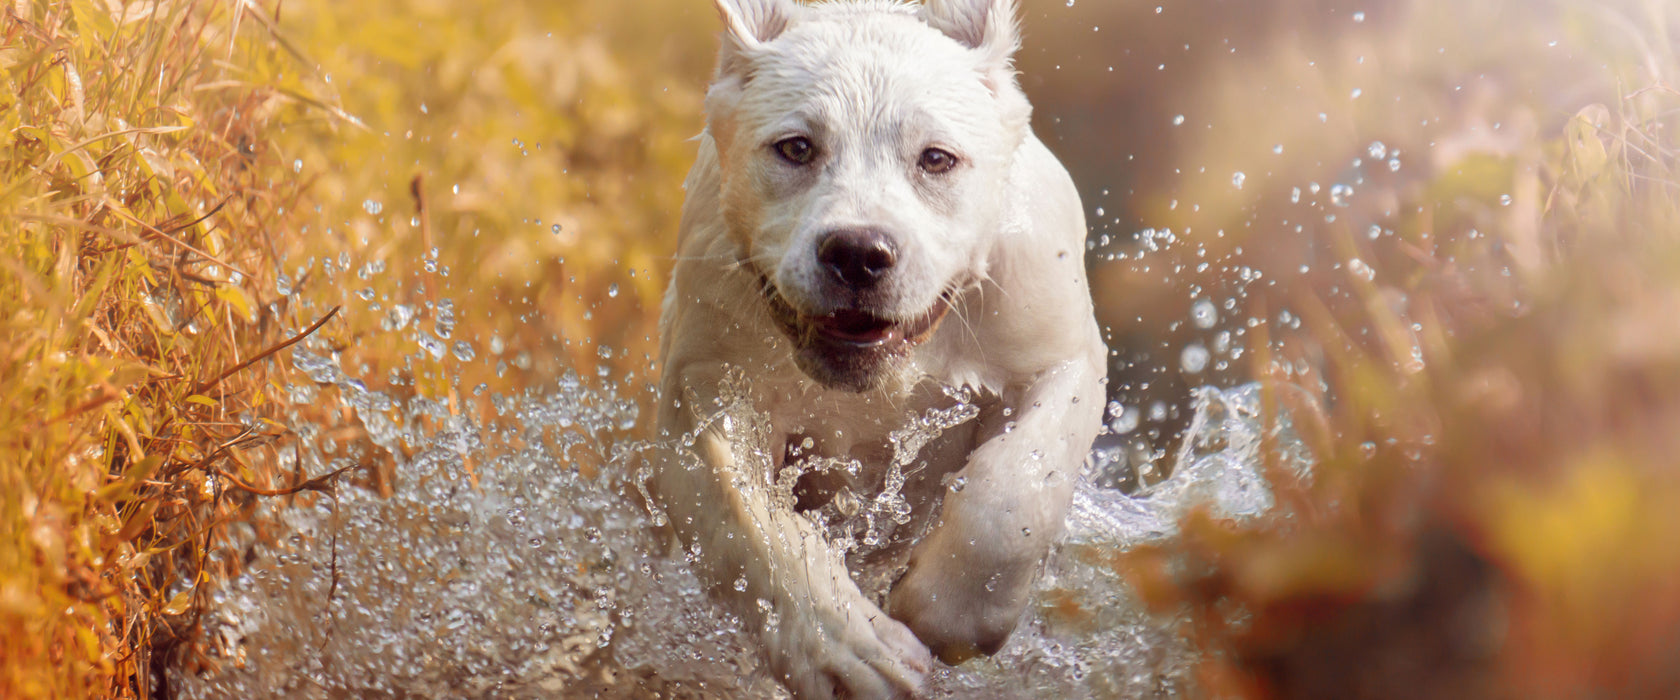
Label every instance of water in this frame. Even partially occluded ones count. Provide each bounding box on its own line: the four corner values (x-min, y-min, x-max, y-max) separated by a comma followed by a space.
175, 318, 1312, 698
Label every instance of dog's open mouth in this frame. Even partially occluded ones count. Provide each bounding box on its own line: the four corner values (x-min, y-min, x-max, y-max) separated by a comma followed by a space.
754, 272, 952, 350
808, 302, 949, 346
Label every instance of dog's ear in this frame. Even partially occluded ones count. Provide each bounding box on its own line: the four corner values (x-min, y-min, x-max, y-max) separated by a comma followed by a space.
707, 0, 796, 138
711, 0, 797, 82
921, 0, 1029, 133
920, 0, 1020, 70
712, 0, 795, 51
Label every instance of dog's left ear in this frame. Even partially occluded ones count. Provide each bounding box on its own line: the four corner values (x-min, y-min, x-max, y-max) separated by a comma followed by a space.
920, 0, 1020, 75
921, 0, 1029, 132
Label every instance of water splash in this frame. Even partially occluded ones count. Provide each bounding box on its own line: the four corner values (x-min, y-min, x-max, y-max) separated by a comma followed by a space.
176, 333, 1311, 698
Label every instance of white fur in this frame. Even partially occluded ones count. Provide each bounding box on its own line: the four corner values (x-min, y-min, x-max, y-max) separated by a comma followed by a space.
653, 1, 1105, 697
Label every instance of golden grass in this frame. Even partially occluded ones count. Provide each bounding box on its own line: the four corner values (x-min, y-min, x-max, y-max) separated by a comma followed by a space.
0, 2, 309, 696
0, 0, 704, 696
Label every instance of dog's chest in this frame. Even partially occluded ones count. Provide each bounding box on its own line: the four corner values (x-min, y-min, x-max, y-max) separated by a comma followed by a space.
761, 384, 986, 514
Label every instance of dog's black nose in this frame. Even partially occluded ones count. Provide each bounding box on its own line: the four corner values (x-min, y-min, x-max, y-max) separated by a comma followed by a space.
817, 229, 897, 289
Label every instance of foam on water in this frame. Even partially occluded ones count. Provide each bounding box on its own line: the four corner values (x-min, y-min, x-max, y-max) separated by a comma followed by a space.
175, 331, 1311, 698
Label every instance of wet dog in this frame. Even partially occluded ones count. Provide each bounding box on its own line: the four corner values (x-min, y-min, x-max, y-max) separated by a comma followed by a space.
652, 0, 1105, 696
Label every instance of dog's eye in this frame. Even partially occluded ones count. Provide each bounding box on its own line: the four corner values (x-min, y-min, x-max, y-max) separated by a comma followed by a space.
774, 137, 815, 165
918, 148, 958, 174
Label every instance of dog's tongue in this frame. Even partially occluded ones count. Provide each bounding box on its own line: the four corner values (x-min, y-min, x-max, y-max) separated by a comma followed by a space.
816, 309, 898, 345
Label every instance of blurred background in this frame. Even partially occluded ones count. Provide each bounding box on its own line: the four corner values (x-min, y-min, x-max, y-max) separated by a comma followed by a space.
3, 0, 1678, 697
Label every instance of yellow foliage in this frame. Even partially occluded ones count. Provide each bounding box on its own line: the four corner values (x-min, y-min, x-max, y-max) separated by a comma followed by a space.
1484, 453, 1680, 642
0, 0, 711, 695
263, 0, 710, 392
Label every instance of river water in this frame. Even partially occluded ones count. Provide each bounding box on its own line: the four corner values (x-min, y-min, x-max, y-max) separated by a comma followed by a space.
173, 307, 1311, 699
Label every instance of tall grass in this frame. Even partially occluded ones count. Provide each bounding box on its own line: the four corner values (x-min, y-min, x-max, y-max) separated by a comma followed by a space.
1, 0, 702, 695
0, 2, 313, 696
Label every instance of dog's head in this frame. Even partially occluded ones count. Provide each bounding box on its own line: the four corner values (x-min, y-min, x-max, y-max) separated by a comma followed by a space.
703, 0, 1031, 392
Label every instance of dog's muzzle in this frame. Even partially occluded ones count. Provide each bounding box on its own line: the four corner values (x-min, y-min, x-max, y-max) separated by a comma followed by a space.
754, 270, 953, 392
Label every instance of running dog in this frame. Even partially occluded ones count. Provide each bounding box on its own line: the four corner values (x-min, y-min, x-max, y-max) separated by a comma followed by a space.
653, 1, 1105, 696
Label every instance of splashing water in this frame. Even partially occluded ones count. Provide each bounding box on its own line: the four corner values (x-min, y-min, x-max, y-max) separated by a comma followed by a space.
174, 323, 1312, 698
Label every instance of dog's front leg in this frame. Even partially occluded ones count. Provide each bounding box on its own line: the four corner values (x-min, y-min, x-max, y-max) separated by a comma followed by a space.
885, 359, 1104, 663
652, 371, 933, 698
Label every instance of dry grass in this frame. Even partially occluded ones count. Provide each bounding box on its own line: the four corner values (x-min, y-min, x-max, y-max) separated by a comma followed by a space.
0, 2, 311, 696
0, 0, 701, 696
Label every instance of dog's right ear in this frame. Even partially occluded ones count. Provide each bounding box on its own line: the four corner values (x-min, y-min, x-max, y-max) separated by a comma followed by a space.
712, 0, 795, 75
706, 0, 795, 138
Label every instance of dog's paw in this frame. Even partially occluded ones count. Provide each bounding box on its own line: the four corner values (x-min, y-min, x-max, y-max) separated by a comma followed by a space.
766, 593, 933, 699
886, 554, 1026, 666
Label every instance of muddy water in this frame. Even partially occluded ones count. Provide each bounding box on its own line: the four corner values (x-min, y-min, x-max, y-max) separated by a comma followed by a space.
174, 308, 1310, 698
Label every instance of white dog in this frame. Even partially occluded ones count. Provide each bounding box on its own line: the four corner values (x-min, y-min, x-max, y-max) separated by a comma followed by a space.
652, 0, 1105, 696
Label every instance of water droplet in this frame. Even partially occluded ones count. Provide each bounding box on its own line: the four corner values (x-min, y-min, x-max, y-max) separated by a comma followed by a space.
1171, 114, 1185, 126
1191, 298, 1217, 329
1111, 403, 1141, 434
1353, 10, 1366, 22
417, 333, 446, 361
1180, 343, 1210, 374
551, 224, 562, 235
435, 299, 456, 339
362, 199, 383, 215
1021, 527, 1032, 537
1367, 141, 1387, 159
451, 341, 476, 362
1499, 194, 1512, 206
1230, 171, 1246, 190
1329, 183, 1354, 207
383, 304, 414, 331
607, 284, 619, 298
733, 576, 748, 592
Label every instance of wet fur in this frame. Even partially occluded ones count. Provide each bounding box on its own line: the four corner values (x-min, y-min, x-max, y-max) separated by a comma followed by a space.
652, 1, 1106, 697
